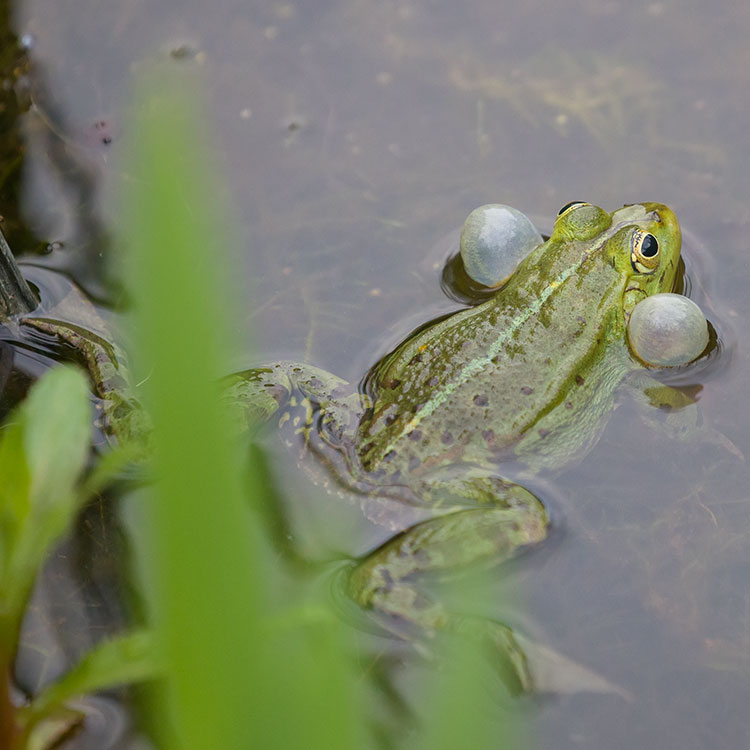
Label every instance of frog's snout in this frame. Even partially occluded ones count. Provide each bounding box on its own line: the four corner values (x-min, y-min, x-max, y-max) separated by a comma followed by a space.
640, 203, 681, 242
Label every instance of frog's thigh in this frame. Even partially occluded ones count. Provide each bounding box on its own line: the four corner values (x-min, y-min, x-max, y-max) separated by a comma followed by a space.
224, 361, 352, 428
350, 483, 547, 609
348, 482, 548, 692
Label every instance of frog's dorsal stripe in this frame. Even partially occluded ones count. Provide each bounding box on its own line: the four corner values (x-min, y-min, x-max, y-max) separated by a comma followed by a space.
385, 246, 602, 455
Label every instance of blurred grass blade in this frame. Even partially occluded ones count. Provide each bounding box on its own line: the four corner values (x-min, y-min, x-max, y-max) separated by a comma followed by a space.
407, 579, 526, 750
125, 73, 261, 750
123, 72, 361, 750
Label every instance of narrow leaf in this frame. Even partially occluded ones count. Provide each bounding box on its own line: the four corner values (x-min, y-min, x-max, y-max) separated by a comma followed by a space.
19, 629, 158, 731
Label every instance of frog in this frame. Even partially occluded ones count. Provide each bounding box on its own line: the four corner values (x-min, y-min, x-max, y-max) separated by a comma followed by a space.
11, 200, 692, 695
217, 200, 689, 692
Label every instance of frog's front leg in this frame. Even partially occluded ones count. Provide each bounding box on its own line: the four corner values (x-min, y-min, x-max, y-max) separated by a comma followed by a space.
628, 372, 743, 459
348, 476, 549, 694
21, 317, 150, 447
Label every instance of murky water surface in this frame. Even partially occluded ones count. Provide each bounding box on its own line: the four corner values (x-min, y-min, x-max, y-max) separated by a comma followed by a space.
4, 0, 750, 747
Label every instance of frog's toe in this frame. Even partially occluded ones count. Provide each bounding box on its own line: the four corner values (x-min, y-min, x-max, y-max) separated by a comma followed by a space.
513, 633, 631, 700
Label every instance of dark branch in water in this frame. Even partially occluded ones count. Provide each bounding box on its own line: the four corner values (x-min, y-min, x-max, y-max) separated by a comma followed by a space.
0, 227, 37, 319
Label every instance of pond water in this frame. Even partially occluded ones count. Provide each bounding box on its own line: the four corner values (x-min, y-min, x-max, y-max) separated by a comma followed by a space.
3, 0, 750, 747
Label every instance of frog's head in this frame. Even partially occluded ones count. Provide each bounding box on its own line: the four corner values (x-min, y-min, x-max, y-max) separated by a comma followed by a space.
550, 201, 681, 317
605, 202, 681, 316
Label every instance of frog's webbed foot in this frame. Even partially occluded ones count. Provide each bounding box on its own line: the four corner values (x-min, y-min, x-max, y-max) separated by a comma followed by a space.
347, 477, 625, 696
348, 478, 552, 694
21, 316, 150, 448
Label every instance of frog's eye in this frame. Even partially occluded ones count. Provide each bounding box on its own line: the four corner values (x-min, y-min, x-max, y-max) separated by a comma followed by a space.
631, 230, 660, 273
556, 201, 590, 218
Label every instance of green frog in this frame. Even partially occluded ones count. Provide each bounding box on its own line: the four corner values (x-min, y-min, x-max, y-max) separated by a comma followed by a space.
216, 200, 687, 691
19, 200, 690, 694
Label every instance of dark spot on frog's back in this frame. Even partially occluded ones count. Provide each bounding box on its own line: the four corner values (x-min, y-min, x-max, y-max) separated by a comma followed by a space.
408, 429, 422, 441
383, 450, 397, 462
409, 353, 424, 365
441, 431, 454, 445
473, 394, 489, 406
427, 376, 439, 387
575, 374, 585, 386
387, 378, 402, 389
520, 386, 533, 395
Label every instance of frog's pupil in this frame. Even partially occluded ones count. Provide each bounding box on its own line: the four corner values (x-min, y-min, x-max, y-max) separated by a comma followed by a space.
558, 201, 583, 216
641, 234, 658, 257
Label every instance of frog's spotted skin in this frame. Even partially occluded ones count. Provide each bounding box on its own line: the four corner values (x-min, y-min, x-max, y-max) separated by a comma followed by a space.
226, 202, 684, 693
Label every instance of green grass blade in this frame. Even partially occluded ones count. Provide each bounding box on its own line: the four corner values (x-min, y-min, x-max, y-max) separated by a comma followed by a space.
124, 75, 264, 750
122, 72, 361, 750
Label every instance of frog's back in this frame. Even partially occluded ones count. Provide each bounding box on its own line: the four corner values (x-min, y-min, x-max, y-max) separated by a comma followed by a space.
357, 249, 628, 474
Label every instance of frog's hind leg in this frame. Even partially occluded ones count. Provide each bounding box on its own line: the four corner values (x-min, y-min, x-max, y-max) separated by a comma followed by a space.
227, 362, 359, 569
223, 361, 356, 435
348, 478, 549, 694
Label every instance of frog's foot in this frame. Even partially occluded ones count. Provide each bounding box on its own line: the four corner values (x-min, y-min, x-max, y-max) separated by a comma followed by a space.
630, 373, 744, 459
347, 479, 550, 694
223, 361, 356, 436
20, 316, 150, 447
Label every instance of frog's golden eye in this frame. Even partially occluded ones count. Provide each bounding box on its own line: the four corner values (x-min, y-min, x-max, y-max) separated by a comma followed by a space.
631, 230, 659, 273
556, 201, 590, 218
